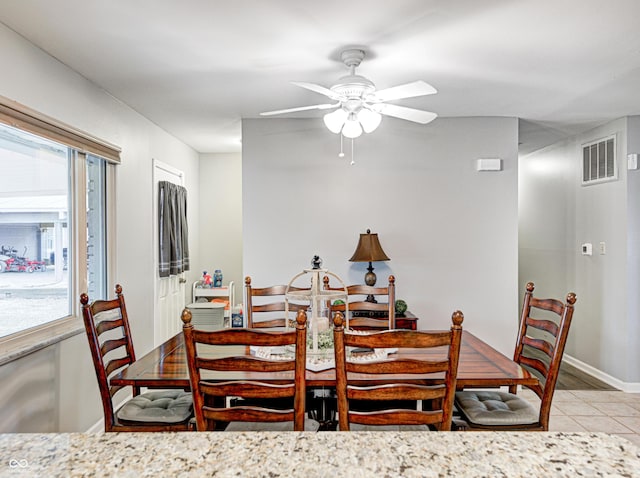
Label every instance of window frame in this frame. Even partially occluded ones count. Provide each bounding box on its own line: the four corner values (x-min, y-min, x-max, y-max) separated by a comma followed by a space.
0, 98, 119, 365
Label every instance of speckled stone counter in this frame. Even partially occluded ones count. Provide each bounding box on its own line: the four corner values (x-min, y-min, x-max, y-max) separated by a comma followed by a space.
1, 431, 639, 477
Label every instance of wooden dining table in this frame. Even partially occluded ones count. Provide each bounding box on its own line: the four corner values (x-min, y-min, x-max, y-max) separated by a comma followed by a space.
111, 330, 539, 390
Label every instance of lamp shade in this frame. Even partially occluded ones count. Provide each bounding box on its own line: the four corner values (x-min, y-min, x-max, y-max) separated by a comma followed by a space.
349, 229, 390, 263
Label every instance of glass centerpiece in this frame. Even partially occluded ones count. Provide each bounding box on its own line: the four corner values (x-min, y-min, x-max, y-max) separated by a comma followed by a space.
285, 256, 348, 365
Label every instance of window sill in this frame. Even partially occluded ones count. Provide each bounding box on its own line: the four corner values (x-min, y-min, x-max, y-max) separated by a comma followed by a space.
0, 316, 84, 366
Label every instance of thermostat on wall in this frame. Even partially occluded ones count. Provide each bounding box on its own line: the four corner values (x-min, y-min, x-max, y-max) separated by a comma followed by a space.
581, 243, 592, 256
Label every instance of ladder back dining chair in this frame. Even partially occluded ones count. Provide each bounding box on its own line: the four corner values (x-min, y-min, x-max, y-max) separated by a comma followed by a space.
455, 282, 577, 431
244, 276, 309, 328
182, 308, 319, 431
80, 285, 193, 432
333, 310, 464, 431
324, 275, 396, 330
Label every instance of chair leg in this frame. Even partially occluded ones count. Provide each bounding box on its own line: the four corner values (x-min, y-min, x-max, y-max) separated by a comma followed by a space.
188, 418, 197, 431
451, 418, 470, 431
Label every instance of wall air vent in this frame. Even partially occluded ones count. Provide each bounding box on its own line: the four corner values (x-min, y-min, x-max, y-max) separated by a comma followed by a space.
582, 135, 616, 185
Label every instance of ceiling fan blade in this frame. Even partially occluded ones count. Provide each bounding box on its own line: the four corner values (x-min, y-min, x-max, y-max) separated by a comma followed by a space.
369, 80, 437, 102
260, 103, 339, 116
291, 81, 343, 101
372, 103, 437, 124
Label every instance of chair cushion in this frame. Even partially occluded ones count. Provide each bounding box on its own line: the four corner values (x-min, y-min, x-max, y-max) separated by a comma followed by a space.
455, 390, 538, 426
224, 418, 320, 432
117, 390, 193, 424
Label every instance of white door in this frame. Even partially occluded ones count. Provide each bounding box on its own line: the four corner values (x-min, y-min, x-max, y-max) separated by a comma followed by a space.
153, 159, 187, 346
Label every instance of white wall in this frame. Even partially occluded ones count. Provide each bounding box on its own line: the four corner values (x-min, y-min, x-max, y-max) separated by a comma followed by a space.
519, 116, 640, 387
0, 23, 200, 431
519, 139, 576, 304
625, 116, 640, 383
242, 117, 519, 356
573, 119, 628, 381
198, 153, 243, 303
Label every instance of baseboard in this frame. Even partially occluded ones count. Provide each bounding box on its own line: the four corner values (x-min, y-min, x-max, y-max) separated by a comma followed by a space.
84, 395, 131, 433
86, 418, 103, 434
563, 354, 640, 393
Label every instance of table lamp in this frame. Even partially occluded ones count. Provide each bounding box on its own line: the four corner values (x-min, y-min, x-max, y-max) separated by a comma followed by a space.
349, 229, 390, 302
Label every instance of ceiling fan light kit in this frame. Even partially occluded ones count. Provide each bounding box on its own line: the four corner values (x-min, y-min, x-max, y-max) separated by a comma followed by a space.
323, 108, 348, 133
358, 108, 382, 133
261, 47, 438, 161
342, 113, 363, 139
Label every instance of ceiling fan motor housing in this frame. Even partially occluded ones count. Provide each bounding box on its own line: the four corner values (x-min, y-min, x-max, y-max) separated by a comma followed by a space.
332, 49, 376, 102
331, 75, 376, 100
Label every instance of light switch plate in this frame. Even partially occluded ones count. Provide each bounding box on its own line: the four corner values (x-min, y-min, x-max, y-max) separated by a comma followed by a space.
628, 153, 638, 170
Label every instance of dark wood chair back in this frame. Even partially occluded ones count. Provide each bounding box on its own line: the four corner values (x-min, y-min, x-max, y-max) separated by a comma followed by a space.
80, 285, 191, 432
182, 308, 309, 431
244, 276, 309, 328
324, 275, 396, 329
333, 310, 464, 431
511, 282, 577, 429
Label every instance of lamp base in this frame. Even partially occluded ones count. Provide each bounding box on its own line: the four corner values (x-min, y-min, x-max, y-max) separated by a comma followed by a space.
364, 262, 377, 303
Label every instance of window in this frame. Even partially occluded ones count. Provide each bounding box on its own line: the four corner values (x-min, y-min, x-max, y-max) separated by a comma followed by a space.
0, 125, 110, 339
0, 125, 70, 337
0, 98, 119, 346
582, 135, 616, 185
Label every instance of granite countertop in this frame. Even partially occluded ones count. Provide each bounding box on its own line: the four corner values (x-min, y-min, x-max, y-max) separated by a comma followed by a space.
1, 431, 639, 477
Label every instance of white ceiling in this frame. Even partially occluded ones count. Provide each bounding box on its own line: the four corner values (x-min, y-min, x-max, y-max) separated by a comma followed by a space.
2, 0, 640, 154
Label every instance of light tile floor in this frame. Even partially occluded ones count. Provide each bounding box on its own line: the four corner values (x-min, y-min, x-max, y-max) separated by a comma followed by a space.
518, 389, 640, 447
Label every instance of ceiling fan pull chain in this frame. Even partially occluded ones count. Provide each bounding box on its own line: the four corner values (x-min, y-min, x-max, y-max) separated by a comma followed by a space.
350, 138, 355, 166
338, 133, 345, 158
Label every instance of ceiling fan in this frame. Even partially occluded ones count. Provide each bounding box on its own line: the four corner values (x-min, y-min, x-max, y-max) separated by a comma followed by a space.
260, 48, 438, 138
